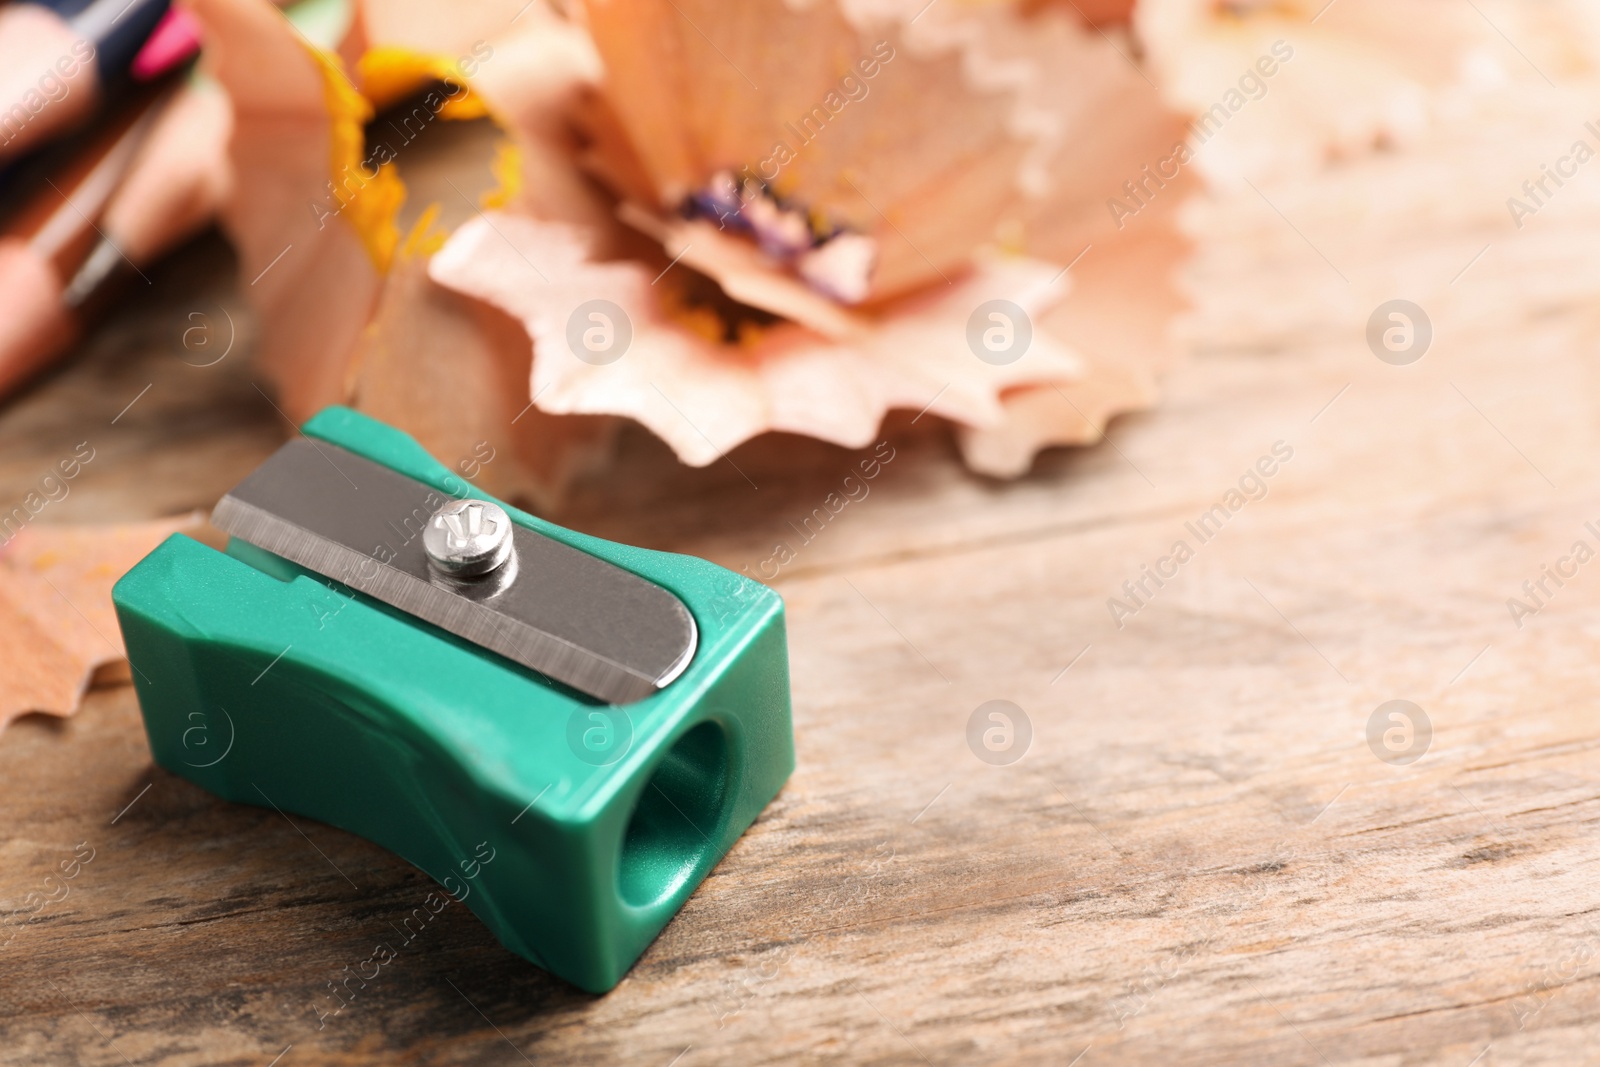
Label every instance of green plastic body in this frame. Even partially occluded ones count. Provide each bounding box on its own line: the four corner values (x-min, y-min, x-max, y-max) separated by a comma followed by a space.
111, 407, 794, 993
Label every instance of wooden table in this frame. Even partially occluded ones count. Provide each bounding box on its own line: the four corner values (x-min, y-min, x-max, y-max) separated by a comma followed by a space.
5, 94, 1600, 1065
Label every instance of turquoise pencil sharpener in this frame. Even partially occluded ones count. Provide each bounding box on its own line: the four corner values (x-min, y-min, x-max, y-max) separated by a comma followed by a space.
112, 407, 794, 992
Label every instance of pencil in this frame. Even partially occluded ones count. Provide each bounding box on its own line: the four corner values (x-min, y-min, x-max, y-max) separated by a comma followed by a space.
0, 88, 169, 399
0, 0, 172, 164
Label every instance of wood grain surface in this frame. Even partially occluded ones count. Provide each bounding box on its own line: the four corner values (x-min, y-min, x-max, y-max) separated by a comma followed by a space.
6, 91, 1600, 1066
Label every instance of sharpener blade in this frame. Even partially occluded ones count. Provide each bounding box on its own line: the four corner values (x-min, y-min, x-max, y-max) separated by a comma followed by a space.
212, 438, 697, 705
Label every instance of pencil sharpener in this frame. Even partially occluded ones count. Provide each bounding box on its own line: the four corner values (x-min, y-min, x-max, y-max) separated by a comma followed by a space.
112, 407, 794, 992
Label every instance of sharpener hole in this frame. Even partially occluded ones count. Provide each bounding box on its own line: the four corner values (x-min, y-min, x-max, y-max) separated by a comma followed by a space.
618, 720, 730, 908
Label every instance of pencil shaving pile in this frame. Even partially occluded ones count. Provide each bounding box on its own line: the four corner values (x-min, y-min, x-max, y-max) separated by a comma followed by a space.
187, 0, 1197, 503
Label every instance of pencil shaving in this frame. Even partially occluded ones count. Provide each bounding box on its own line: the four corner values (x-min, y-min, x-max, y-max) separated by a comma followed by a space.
423, 0, 1191, 475
190, 0, 387, 420
0, 515, 201, 731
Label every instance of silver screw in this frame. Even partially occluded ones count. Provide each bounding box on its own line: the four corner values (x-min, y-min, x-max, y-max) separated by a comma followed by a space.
424, 498, 514, 578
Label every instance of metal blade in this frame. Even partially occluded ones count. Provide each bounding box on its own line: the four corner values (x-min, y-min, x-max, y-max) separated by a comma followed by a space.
212, 438, 697, 705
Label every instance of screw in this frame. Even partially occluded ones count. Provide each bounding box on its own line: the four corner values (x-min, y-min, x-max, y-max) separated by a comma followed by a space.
424, 499, 514, 578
